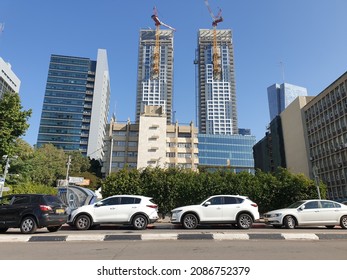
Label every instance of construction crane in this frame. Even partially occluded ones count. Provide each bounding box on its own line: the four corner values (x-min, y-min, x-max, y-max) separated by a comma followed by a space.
151, 7, 175, 79
204, 0, 223, 79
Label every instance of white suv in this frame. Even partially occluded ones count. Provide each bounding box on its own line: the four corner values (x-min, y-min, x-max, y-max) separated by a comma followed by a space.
171, 195, 259, 229
68, 195, 159, 230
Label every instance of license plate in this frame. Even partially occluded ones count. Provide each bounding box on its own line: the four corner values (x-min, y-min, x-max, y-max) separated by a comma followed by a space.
56, 208, 65, 214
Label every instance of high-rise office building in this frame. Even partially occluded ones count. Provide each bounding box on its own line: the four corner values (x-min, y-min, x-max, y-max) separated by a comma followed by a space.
196, 29, 238, 135
0, 57, 21, 98
135, 29, 174, 124
267, 83, 307, 121
37, 49, 110, 160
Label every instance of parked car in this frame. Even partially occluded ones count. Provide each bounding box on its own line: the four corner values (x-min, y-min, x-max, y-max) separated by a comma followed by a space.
68, 195, 159, 230
170, 195, 260, 229
0, 194, 68, 234
264, 199, 347, 229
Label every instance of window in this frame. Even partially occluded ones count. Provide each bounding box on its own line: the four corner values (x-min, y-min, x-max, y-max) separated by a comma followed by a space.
304, 201, 319, 209
120, 197, 141, 204
207, 197, 223, 205
224, 196, 242, 204
101, 197, 120, 206
12, 196, 30, 205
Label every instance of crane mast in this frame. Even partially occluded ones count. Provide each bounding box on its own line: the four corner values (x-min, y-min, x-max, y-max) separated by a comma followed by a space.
204, 0, 223, 79
151, 7, 175, 79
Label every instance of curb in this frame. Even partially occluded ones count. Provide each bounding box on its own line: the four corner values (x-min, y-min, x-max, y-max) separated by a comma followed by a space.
1, 233, 347, 242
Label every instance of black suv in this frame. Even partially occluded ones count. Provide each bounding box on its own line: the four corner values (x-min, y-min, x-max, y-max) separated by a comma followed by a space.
0, 194, 68, 234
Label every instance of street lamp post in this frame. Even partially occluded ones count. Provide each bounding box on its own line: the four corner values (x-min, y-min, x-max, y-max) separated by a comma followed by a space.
312, 165, 322, 200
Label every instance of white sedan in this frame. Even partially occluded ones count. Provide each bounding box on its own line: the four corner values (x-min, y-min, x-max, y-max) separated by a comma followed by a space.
170, 195, 260, 229
264, 199, 347, 229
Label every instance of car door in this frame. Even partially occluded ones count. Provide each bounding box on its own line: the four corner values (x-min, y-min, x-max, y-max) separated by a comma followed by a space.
319, 201, 341, 223
222, 196, 242, 221
0, 196, 14, 226
115, 197, 141, 222
199, 196, 223, 222
297, 201, 321, 224
92, 197, 120, 223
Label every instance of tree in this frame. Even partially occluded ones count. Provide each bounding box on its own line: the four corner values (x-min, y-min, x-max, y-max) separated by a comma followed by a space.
0, 92, 32, 156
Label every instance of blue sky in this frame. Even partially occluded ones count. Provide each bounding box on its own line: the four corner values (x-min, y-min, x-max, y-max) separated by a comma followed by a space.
1, 0, 347, 146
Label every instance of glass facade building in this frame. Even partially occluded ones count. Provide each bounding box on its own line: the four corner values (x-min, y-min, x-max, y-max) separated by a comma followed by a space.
37, 49, 110, 160
198, 134, 256, 173
267, 83, 307, 121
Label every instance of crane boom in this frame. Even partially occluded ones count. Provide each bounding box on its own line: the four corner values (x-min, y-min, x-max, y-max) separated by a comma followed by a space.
151, 7, 175, 79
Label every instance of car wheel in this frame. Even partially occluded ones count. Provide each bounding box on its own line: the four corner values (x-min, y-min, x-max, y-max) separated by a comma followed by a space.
132, 214, 148, 230
47, 225, 63, 232
74, 214, 91, 230
0, 228, 8, 233
237, 213, 253, 229
340, 215, 347, 229
182, 213, 198, 229
283, 215, 296, 229
20, 216, 38, 234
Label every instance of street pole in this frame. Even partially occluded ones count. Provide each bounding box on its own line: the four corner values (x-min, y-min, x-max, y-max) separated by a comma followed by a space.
0, 156, 11, 197
312, 165, 322, 200
66, 155, 72, 207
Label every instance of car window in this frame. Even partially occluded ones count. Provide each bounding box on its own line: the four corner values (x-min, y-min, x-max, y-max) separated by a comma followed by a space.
44, 195, 63, 204
224, 196, 240, 204
334, 203, 341, 208
321, 201, 335, 208
101, 197, 120, 206
12, 196, 30, 205
0, 196, 13, 206
207, 197, 223, 205
304, 201, 320, 209
120, 197, 141, 204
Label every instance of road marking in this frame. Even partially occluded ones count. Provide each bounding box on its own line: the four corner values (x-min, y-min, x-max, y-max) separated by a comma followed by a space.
141, 234, 178, 240
66, 234, 105, 241
0, 235, 30, 242
281, 233, 319, 240
213, 233, 249, 240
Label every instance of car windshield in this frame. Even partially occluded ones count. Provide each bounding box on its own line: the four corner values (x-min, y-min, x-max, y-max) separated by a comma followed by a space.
287, 200, 306, 208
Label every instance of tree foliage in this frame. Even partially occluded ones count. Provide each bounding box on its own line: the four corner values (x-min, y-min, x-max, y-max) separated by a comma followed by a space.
0, 92, 32, 156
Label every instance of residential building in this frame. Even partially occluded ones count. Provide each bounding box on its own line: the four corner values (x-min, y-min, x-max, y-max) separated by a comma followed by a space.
0, 57, 21, 98
102, 106, 198, 175
304, 71, 347, 201
37, 49, 110, 160
135, 29, 174, 125
198, 134, 256, 173
267, 82, 307, 121
195, 29, 238, 135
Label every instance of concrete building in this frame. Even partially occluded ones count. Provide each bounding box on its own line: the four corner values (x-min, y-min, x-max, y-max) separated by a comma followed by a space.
196, 29, 238, 135
135, 29, 174, 125
103, 106, 198, 175
267, 83, 307, 121
37, 49, 110, 160
281, 96, 314, 177
304, 71, 347, 201
0, 57, 21, 98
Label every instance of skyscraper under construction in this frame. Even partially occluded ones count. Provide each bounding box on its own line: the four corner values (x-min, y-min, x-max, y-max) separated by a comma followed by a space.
196, 29, 238, 135
135, 29, 174, 125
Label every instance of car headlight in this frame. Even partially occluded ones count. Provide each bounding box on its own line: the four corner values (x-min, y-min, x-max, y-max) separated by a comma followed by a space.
271, 213, 282, 218
171, 210, 182, 215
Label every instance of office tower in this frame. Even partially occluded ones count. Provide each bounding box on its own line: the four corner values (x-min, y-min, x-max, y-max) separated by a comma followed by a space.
0, 57, 21, 98
267, 82, 307, 121
37, 49, 110, 160
196, 29, 238, 135
135, 29, 174, 124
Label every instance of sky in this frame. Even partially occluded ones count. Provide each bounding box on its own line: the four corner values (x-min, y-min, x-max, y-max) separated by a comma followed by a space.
1, 0, 347, 146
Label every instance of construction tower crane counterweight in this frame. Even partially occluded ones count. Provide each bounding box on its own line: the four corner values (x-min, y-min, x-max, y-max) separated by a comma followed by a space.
204, 0, 223, 79
151, 7, 175, 80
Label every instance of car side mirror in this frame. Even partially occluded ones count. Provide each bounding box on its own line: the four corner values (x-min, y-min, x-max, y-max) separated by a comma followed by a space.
204, 201, 211, 207
95, 202, 103, 207
299, 205, 305, 211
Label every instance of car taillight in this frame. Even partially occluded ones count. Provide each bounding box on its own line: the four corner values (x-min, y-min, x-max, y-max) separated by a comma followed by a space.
40, 205, 53, 212
147, 204, 158, 209
251, 203, 258, 208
